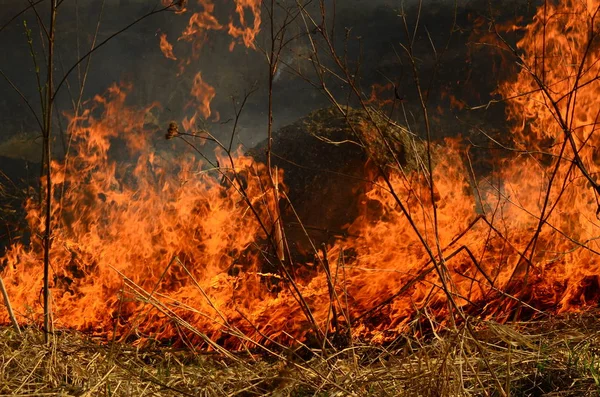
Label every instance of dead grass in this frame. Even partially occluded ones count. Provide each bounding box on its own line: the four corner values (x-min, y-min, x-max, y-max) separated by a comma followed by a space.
0, 312, 599, 396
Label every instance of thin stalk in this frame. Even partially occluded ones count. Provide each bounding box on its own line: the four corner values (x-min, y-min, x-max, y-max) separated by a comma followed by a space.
0, 274, 21, 335
42, 0, 58, 344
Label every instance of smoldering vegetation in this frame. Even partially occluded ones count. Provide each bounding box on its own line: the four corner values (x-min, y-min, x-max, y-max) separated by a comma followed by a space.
2, 0, 599, 396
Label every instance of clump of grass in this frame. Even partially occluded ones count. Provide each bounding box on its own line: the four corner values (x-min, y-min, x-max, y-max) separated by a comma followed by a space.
0, 312, 599, 396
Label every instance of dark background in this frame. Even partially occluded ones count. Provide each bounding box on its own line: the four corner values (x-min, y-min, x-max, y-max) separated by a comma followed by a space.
0, 0, 533, 148
0, 0, 536, 248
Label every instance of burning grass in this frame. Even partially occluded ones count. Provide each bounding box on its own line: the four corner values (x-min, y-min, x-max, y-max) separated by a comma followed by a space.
0, 312, 599, 396
3, 0, 600, 394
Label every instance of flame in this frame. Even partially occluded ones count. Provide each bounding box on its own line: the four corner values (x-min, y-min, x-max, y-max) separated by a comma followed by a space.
175, 0, 261, 59
162, 0, 187, 12
188, 72, 216, 120
168, 0, 261, 126
1, 84, 278, 345
179, 0, 222, 55
159, 33, 177, 60
493, 0, 600, 310
332, 0, 600, 334
2, 0, 600, 348
227, 0, 261, 50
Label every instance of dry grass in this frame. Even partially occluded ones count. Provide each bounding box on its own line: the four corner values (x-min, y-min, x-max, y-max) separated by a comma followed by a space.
0, 312, 599, 396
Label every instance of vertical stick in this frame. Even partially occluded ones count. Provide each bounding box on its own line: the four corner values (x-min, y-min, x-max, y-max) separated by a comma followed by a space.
43, 0, 58, 343
265, 0, 285, 263
266, 0, 275, 174
320, 244, 338, 337
273, 167, 285, 261
0, 274, 21, 335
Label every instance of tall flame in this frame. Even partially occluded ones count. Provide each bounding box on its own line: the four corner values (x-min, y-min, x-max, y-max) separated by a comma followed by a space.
188, 72, 217, 123
494, 0, 600, 310
1, 84, 282, 345
2, 0, 600, 348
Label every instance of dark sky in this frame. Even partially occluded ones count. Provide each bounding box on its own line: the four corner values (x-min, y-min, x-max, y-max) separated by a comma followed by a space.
0, 0, 532, 160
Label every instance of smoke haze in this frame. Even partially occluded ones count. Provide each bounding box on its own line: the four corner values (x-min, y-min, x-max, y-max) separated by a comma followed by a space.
0, 0, 530, 158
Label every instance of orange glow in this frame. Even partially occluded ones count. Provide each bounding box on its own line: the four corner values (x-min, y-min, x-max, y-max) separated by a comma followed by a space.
178, 0, 223, 65
2, 0, 600, 348
159, 33, 177, 60
494, 0, 600, 311
180, 1, 222, 41
0, 84, 277, 346
227, 0, 261, 50
188, 72, 216, 121
365, 83, 395, 107
162, 0, 187, 13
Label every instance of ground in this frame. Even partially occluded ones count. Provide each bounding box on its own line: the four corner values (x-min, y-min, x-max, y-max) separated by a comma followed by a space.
1, 311, 599, 396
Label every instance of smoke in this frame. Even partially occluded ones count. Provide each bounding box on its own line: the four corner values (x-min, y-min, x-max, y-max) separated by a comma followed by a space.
0, 0, 521, 155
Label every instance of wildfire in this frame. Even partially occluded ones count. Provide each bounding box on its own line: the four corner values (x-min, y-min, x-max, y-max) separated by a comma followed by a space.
188, 71, 216, 121
2, 0, 600, 349
179, 0, 222, 62
159, 33, 177, 61
227, 0, 261, 50
175, 0, 260, 64
493, 0, 600, 310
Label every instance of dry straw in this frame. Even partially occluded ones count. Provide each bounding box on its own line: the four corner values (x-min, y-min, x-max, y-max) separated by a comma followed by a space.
0, 313, 598, 396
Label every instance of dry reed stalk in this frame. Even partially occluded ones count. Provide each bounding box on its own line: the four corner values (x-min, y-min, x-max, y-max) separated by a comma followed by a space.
272, 166, 285, 261
0, 273, 20, 335
0, 313, 599, 395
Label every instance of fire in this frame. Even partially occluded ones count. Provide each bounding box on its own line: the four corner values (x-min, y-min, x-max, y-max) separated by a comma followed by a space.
494, 0, 600, 310
159, 33, 177, 60
176, 0, 260, 65
188, 72, 216, 121
179, 0, 222, 62
339, 0, 600, 331
2, 0, 600, 348
1, 83, 277, 344
227, 0, 261, 50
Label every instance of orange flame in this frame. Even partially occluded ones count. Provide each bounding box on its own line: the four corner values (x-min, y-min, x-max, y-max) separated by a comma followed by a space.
180, 1, 223, 43
188, 71, 216, 121
365, 83, 396, 107
2, 0, 600, 348
159, 33, 177, 60
227, 0, 261, 50
176, 0, 223, 70
493, 0, 600, 311
1, 84, 280, 345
